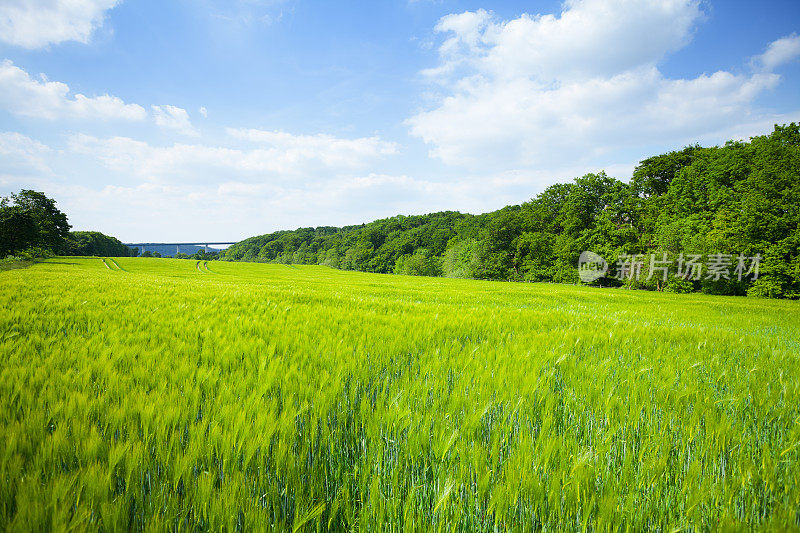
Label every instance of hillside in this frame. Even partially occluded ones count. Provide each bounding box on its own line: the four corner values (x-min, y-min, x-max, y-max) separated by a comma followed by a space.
222, 123, 800, 298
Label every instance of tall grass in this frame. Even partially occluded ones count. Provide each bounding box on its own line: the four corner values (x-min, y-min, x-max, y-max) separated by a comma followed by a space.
0, 257, 798, 530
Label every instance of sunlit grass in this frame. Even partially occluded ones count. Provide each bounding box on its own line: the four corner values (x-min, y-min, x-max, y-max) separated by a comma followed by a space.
1, 257, 799, 530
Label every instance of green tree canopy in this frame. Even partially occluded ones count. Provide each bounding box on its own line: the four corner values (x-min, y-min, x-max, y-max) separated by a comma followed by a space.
213, 123, 800, 299
0, 190, 71, 256
67, 231, 135, 257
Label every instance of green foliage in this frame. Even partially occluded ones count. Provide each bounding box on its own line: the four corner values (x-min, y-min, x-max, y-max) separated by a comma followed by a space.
442, 238, 481, 278
631, 145, 701, 197
1, 258, 799, 530
663, 275, 695, 294
0, 206, 37, 257
747, 277, 787, 299
0, 253, 40, 271
394, 248, 442, 276
220, 123, 800, 298
0, 246, 51, 262
0, 190, 71, 256
223, 212, 472, 275
67, 231, 135, 257
190, 250, 219, 261
1, 191, 132, 259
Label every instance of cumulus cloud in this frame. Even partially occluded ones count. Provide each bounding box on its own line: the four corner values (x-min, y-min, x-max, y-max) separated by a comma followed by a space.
753, 34, 800, 71
408, 0, 788, 170
426, 1, 701, 83
69, 135, 248, 183
152, 105, 199, 136
0, 0, 119, 49
0, 60, 146, 121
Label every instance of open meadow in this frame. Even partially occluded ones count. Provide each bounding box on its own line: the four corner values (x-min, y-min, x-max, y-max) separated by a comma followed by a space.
1, 258, 799, 531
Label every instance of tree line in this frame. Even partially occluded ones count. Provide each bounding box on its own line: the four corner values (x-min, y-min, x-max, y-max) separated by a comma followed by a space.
0, 191, 227, 262
143, 250, 220, 260
3, 124, 797, 296
0, 190, 134, 259
222, 123, 800, 298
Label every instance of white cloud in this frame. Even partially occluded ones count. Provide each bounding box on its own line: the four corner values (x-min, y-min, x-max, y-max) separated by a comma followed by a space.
10, 123, 763, 242
0, 133, 456, 241
754, 34, 800, 71
69, 134, 243, 183
152, 105, 199, 136
0, 0, 119, 49
408, 0, 788, 170
68, 129, 399, 184
227, 128, 399, 168
0, 131, 53, 174
199, 106, 208, 118
0, 128, 407, 239
0, 127, 635, 239
425, 0, 702, 83
0, 60, 146, 121
49, 171, 486, 242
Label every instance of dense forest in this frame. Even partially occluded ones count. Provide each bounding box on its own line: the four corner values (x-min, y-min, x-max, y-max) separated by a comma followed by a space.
223, 123, 800, 298
68, 231, 135, 257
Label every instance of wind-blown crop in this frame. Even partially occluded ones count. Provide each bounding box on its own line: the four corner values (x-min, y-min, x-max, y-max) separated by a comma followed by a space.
1, 258, 798, 530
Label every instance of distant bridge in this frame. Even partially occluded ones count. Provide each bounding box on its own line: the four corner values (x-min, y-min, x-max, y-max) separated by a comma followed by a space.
124, 242, 239, 254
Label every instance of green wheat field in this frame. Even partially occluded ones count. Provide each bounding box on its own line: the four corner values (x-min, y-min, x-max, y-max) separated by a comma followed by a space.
1, 258, 799, 531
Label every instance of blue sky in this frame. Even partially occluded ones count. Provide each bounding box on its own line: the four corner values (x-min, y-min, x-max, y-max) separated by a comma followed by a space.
1, 0, 798, 242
